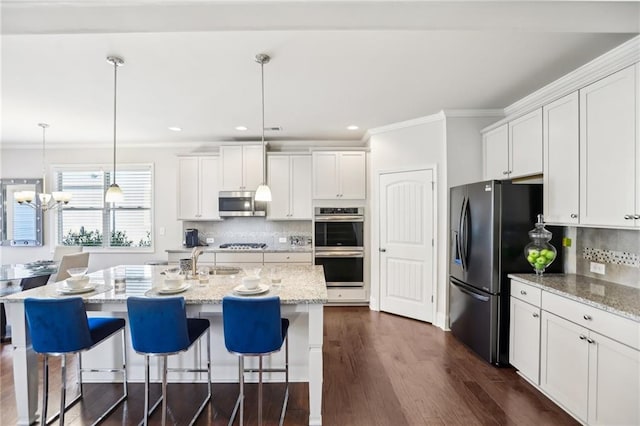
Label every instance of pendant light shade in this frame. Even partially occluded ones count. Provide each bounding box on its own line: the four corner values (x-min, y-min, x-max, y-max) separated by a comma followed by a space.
254, 53, 272, 202
105, 56, 124, 203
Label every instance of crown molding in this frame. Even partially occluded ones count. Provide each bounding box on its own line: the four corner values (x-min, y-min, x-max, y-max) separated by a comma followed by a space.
442, 109, 504, 118
504, 35, 640, 118
365, 111, 446, 138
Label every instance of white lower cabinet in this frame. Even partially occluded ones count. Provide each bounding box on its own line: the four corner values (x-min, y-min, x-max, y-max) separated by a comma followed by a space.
509, 297, 541, 384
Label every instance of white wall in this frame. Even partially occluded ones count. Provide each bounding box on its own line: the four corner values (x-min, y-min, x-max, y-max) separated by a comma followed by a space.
0, 145, 192, 271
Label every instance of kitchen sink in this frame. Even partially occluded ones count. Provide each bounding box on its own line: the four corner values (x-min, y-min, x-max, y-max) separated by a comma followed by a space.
210, 266, 241, 275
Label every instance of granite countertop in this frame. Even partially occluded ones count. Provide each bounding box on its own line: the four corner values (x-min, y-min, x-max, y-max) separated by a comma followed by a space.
509, 273, 640, 322
166, 246, 313, 253
2, 264, 328, 305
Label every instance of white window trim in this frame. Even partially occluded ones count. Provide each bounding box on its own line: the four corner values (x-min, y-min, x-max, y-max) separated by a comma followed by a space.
49, 162, 155, 253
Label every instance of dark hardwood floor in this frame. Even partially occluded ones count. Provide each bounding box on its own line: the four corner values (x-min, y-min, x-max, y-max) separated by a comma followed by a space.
0, 307, 577, 425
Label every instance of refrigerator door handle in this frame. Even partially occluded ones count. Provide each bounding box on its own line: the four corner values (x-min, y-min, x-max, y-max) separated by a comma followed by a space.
459, 197, 470, 271
450, 280, 490, 302
453, 231, 462, 265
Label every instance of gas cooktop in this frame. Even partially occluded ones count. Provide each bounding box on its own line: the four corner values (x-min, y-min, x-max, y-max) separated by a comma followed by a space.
218, 243, 267, 250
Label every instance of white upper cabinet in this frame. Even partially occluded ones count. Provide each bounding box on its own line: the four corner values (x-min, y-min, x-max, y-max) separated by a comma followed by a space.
484, 109, 543, 180
483, 124, 509, 180
579, 65, 638, 228
267, 154, 312, 220
312, 151, 366, 199
220, 145, 264, 192
543, 92, 580, 224
177, 156, 220, 220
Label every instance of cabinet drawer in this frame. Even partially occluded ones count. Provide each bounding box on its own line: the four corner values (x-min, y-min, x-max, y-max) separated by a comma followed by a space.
327, 287, 367, 302
215, 252, 264, 264
167, 252, 215, 264
511, 280, 542, 307
542, 291, 639, 350
264, 252, 312, 263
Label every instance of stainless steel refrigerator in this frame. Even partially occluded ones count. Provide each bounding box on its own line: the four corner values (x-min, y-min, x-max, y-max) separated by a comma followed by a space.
448, 180, 561, 365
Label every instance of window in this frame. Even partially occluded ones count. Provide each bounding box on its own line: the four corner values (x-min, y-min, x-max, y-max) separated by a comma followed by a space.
55, 165, 153, 249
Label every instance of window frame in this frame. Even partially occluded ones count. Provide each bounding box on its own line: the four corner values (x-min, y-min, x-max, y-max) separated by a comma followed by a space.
51, 163, 155, 253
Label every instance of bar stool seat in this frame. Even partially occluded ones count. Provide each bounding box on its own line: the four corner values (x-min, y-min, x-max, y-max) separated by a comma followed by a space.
126, 296, 212, 426
223, 295, 289, 426
24, 297, 127, 426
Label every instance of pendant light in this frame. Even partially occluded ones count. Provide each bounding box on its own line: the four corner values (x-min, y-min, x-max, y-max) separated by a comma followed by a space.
254, 53, 272, 202
14, 123, 72, 210
105, 56, 124, 203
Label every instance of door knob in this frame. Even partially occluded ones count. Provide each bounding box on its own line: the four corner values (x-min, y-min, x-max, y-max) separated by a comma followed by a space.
379, 248, 386, 253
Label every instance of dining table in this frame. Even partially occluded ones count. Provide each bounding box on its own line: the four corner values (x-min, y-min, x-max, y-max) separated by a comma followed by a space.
1, 264, 327, 426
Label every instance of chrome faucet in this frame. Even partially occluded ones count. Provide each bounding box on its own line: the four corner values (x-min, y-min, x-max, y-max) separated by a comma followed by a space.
191, 246, 204, 278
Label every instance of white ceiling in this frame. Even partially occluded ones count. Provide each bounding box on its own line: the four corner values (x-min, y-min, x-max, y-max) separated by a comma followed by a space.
1, 1, 638, 148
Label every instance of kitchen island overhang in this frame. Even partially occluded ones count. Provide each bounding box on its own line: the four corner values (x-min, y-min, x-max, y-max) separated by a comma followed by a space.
3, 264, 327, 426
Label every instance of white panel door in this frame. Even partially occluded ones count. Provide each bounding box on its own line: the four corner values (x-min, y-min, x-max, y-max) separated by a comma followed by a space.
588, 331, 640, 426
268, 155, 291, 219
509, 297, 541, 384
379, 169, 434, 322
483, 124, 509, 180
199, 156, 220, 219
312, 152, 339, 199
580, 65, 636, 227
543, 92, 580, 224
177, 157, 199, 220
290, 155, 312, 219
339, 152, 366, 199
220, 146, 244, 191
243, 145, 264, 192
509, 108, 543, 178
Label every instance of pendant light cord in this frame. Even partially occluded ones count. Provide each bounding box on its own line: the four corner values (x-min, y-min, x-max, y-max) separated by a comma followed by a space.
112, 59, 118, 185
41, 124, 47, 192
260, 59, 266, 184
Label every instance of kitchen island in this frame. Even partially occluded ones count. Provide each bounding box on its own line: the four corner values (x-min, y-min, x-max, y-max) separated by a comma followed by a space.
2, 264, 327, 426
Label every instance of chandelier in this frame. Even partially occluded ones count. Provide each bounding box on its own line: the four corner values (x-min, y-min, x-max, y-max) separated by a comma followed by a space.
14, 123, 72, 210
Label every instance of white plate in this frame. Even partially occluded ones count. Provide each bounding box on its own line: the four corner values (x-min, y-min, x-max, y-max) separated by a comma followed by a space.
233, 283, 270, 295
157, 283, 191, 294
57, 284, 96, 294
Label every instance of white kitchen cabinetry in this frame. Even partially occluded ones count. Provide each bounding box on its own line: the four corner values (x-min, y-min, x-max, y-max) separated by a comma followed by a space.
509, 280, 542, 385
263, 252, 312, 264
177, 156, 220, 220
483, 109, 542, 180
536, 290, 640, 425
312, 151, 366, 199
220, 145, 264, 192
579, 65, 639, 228
268, 154, 312, 219
543, 92, 580, 224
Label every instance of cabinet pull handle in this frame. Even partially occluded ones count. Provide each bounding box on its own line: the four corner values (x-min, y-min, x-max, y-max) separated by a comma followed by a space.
570, 213, 578, 219
532, 313, 539, 318
583, 314, 592, 321
624, 215, 633, 220
579, 335, 586, 340
520, 290, 527, 295
587, 338, 595, 344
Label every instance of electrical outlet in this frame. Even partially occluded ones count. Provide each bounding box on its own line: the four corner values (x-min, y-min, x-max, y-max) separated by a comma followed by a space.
206, 237, 215, 244
278, 237, 287, 243
159, 227, 165, 236
590, 262, 605, 275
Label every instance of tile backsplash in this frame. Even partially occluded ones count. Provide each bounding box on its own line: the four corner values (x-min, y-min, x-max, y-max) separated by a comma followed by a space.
576, 227, 640, 288
182, 218, 312, 249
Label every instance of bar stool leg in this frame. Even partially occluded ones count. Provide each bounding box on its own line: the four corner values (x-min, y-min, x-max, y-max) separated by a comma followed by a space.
144, 355, 150, 426
258, 356, 263, 426
161, 355, 168, 426
77, 352, 83, 397
122, 329, 128, 399
239, 356, 244, 426
40, 356, 49, 426
59, 354, 67, 425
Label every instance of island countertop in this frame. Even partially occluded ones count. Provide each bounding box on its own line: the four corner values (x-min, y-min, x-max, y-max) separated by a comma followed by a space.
2, 264, 328, 305
508, 273, 640, 322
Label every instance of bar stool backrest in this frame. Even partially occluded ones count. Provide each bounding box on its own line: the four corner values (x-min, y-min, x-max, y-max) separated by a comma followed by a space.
126, 296, 191, 354
24, 297, 92, 354
222, 296, 284, 355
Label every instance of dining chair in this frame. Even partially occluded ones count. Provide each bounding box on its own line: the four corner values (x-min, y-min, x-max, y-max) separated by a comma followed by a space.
24, 297, 127, 426
126, 296, 212, 426
222, 296, 289, 426
55, 252, 90, 282
20, 274, 51, 290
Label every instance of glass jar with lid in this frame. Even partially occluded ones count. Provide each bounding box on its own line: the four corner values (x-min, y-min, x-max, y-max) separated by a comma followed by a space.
524, 214, 557, 275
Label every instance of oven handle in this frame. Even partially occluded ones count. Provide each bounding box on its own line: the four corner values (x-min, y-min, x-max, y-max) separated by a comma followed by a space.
314, 251, 364, 258
314, 215, 364, 222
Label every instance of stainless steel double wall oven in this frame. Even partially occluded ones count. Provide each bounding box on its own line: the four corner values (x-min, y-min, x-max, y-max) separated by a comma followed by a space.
314, 207, 364, 288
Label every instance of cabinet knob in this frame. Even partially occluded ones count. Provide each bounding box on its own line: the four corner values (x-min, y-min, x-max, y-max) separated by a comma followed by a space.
520, 290, 527, 295
532, 313, 539, 318
579, 335, 587, 340
379, 248, 386, 253
502, 171, 509, 175
570, 213, 578, 219
624, 215, 633, 220
583, 314, 592, 321
587, 338, 595, 344
635, 214, 640, 220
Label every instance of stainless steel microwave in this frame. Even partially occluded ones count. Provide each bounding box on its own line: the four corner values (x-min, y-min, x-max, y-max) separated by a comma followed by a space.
218, 191, 266, 217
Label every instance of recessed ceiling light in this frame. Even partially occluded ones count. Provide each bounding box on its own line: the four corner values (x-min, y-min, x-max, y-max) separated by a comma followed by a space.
347, 125, 359, 130
168, 126, 182, 132
235, 126, 248, 131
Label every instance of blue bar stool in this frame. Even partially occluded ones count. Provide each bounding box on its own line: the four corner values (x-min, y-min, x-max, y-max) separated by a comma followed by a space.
126, 296, 212, 426
222, 296, 289, 426
24, 297, 127, 426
